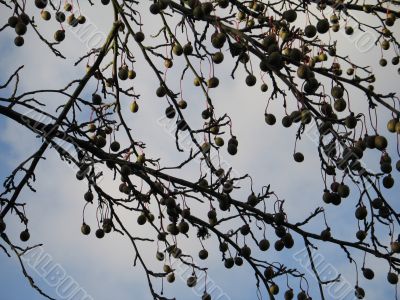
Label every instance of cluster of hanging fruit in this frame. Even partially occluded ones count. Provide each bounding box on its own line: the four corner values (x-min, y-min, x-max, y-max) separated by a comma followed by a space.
15, 0, 89, 45
158, 254, 212, 299
80, 217, 112, 239
7, 12, 30, 47
1, 214, 30, 242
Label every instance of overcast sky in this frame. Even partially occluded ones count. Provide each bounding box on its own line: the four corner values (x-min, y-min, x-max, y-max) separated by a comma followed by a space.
0, 2, 400, 300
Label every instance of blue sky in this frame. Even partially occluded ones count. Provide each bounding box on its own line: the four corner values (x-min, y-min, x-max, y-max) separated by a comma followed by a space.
1, 2, 400, 300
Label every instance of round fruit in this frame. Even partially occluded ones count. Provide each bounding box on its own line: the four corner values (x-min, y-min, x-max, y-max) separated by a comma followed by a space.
283, 10, 297, 22
167, 273, 175, 283
258, 239, 270, 251
362, 268, 374, 280
269, 283, 279, 295
240, 245, 251, 258
281, 115, 292, 128
331, 85, 344, 98
110, 141, 120, 152
262, 266, 273, 279
356, 230, 367, 241
194, 76, 201, 86
128, 70, 136, 79
54, 29, 65, 42
304, 24, 317, 38
187, 276, 197, 287
345, 26, 354, 35
41, 11, 51, 21
165, 105, 176, 118
15, 22, 27, 35
211, 32, 226, 49
297, 291, 307, 300
224, 257, 234, 269
265, 113, 276, 125
163, 264, 172, 273
387, 118, 397, 132
355, 206, 367, 220
234, 256, 243, 266
149, 3, 161, 14
214, 137, 224, 147
275, 239, 285, 251
156, 86, 167, 97
118, 67, 129, 80
137, 214, 147, 225
345, 114, 357, 129
207, 77, 219, 88
84, 191, 94, 202
379, 206, 390, 218
14, 36, 24, 47
95, 228, 104, 238
355, 286, 365, 299
227, 143, 237, 155
178, 99, 187, 109
183, 42, 193, 55
334, 98, 346, 112
304, 78, 319, 93
55, 11, 66, 22
77, 15, 86, 24
260, 83, 268, 92
199, 249, 208, 260
293, 152, 304, 162
372, 197, 383, 209
219, 242, 228, 252
134, 31, 145, 42
321, 228, 331, 241
374, 135, 387, 150
172, 43, 183, 55
81, 223, 91, 235
284, 289, 294, 300
388, 272, 398, 284
380, 162, 392, 174
212, 52, 224, 64
178, 220, 189, 234
20, 229, 30, 242
130, 101, 139, 113
177, 119, 188, 131
245, 74, 257, 86
337, 183, 350, 198
383, 174, 394, 189
156, 251, 164, 261
391, 241, 400, 253
8, 16, 18, 28
316, 19, 330, 34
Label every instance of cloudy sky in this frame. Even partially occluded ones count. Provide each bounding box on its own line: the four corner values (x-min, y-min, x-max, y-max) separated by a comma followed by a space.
0, 1, 399, 300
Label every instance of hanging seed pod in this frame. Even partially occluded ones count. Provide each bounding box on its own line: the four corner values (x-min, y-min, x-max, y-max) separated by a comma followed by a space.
118, 66, 129, 80
20, 229, 30, 242
14, 36, 24, 47
130, 101, 139, 113
54, 29, 66, 42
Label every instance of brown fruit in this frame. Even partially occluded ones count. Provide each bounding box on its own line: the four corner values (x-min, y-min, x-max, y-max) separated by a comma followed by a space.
81, 223, 90, 235
374, 135, 387, 150
54, 29, 65, 42
388, 272, 398, 284
355, 206, 367, 220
